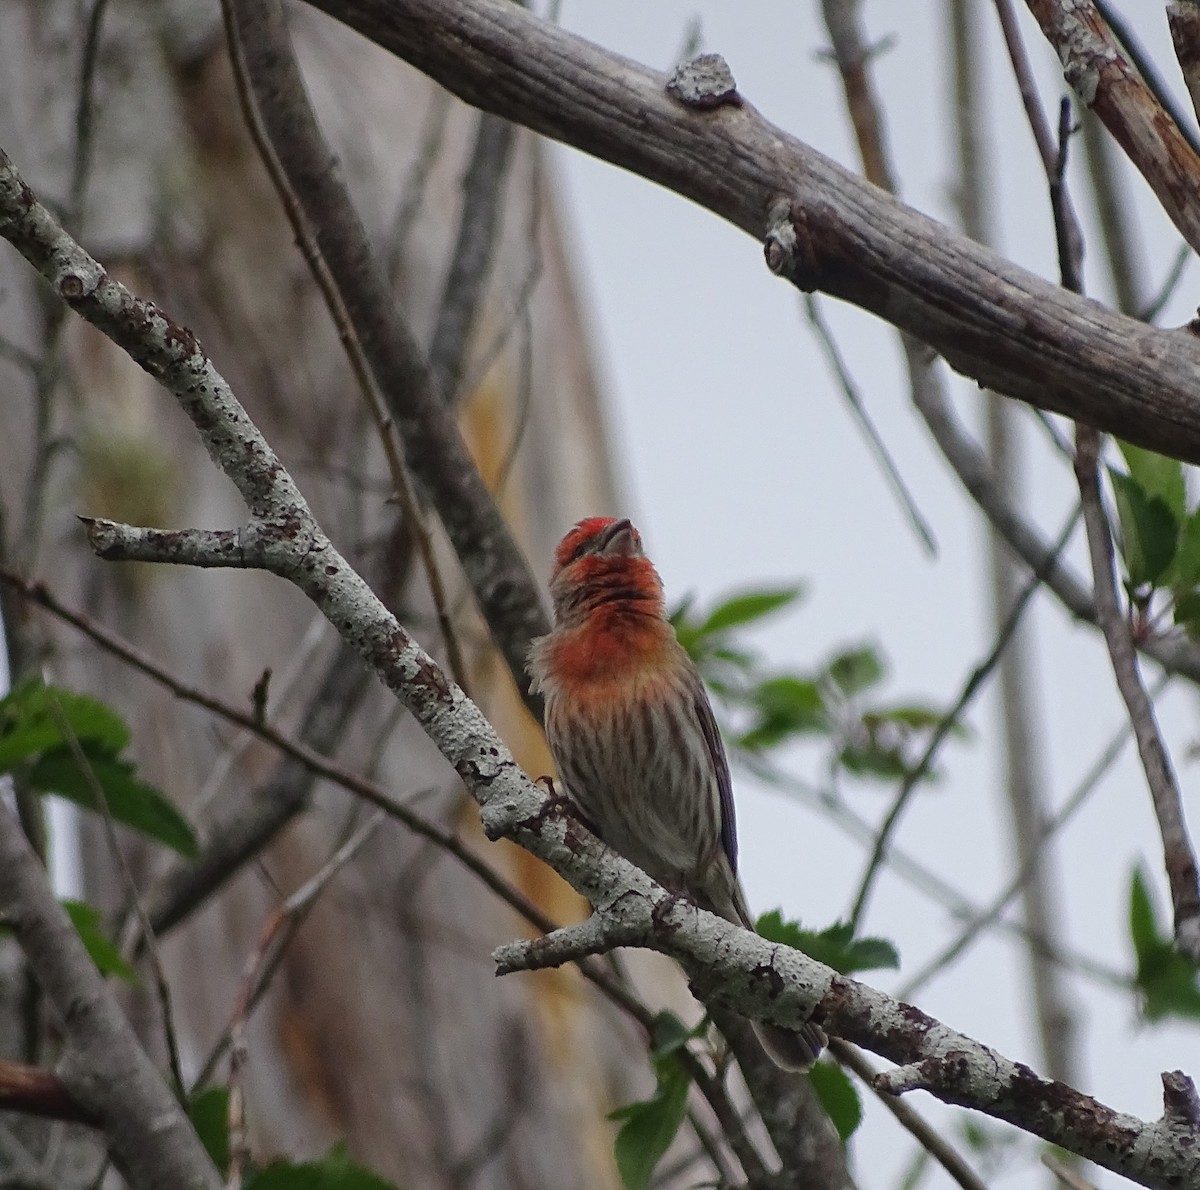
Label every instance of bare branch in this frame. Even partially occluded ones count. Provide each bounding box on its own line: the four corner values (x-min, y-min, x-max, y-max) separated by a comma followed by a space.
802, 293, 937, 556
428, 111, 518, 405
1093, 0, 1200, 159
218, 0, 470, 691
830, 1039, 987, 1190
229, 0, 550, 710
1169, 3, 1200, 132
0, 800, 220, 1189
0, 1059, 97, 1128
299, 0, 1200, 464
1023, 0, 1200, 255
848, 511, 1076, 929
1074, 427, 1200, 960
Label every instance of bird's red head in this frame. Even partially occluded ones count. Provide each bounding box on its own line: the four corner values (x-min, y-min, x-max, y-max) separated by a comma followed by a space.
548, 517, 665, 625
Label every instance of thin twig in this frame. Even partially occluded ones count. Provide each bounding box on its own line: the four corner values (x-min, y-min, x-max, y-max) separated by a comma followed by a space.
45, 696, 186, 1103
1043, 1151, 1100, 1189
1074, 432, 1200, 960
227, 0, 551, 713
387, 90, 452, 278
0, 566, 549, 944
803, 293, 937, 556
68, 0, 112, 229
897, 673, 1168, 1000
849, 510, 1079, 930
1052, 98, 1084, 293
831, 1039, 988, 1190
218, 0, 470, 694
1139, 244, 1191, 324
491, 296, 535, 501
428, 111, 518, 404
0, 334, 39, 373
1040, 79, 1200, 960
224, 812, 385, 1188
992, 0, 1085, 267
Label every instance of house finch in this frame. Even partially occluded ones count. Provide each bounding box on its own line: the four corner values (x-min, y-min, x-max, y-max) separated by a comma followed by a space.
529, 516, 825, 1069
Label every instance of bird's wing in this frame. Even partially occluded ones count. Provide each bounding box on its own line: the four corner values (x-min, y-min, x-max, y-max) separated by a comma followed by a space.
690, 672, 738, 877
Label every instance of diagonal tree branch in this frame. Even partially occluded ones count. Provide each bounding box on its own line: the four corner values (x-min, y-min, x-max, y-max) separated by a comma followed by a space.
1013, 19, 1200, 963
0, 1058, 98, 1127
428, 109, 519, 407
230, 0, 550, 712
1075, 428, 1200, 960
1023, 0, 1200, 255
299, 0, 1200, 464
0, 799, 220, 1189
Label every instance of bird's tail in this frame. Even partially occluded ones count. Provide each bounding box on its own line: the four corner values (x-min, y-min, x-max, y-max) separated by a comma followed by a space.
704, 872, 827, 1071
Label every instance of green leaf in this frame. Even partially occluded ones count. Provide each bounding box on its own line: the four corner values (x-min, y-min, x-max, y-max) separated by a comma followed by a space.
1174, 590, 1200, 639
867, 704, 954, 732
609, 1013, 695, 1190
62, 900, 137, 983
0, 681, 129, 772
807, 1060, 862, 1142
1169, 508, 1200, 592
1127, 867, 1200, 1023
1109, 469, 1180, 590
1118, 442, 1187, 524
27, 747, 199, 857
1177, 597, 1200, 639
698, 586, 805, 636
826, 646, 885, 697
1129, 867, 1161, 963
837, 741, 912, 781
248, 1143, 398, 1190
187, 1087, 230, 1171
755, 912, 900, 975
645, 1010, 701, 1060
737, 676, 825, 751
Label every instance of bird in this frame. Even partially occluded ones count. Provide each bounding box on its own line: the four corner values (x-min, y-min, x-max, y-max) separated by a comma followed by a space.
528, 515, 825, 1069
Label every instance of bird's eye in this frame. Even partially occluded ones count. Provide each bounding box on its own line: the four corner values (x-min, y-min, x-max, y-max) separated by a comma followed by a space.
565, 538, 594, 565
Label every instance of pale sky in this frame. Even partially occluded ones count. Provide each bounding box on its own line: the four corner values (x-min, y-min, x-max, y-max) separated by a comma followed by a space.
555, 2, 1197, 1186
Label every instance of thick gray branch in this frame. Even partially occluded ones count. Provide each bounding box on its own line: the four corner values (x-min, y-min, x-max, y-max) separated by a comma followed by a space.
302, 0, 1200, 464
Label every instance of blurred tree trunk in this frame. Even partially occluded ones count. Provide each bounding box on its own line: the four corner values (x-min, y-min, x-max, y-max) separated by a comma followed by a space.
0, 3, 695, 1186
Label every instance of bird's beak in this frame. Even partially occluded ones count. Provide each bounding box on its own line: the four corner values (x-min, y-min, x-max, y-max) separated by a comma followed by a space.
597, 518, 636, 553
